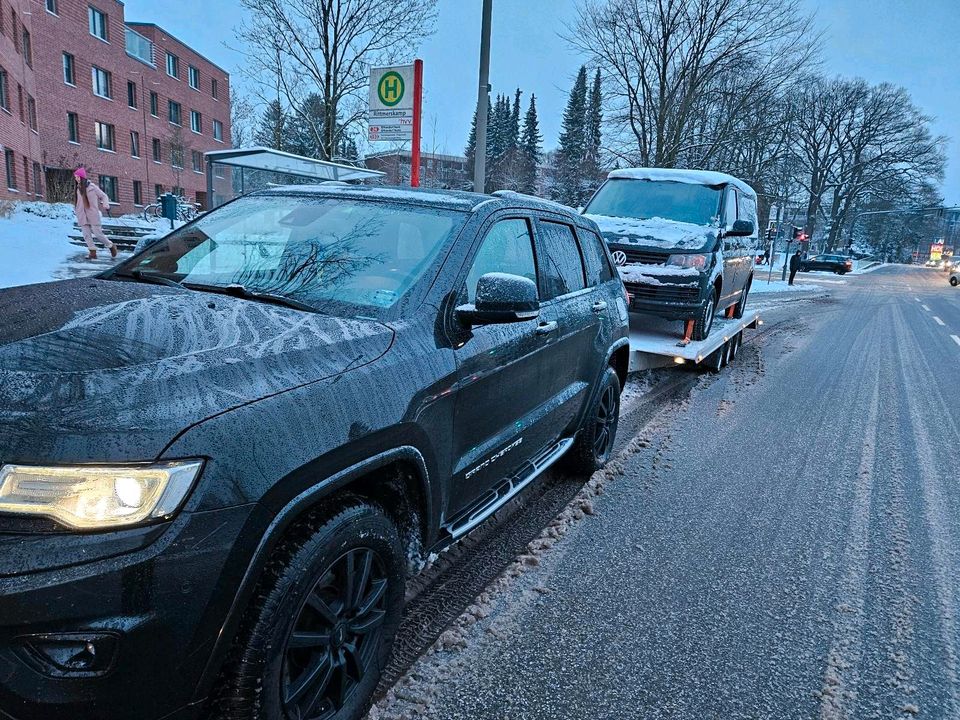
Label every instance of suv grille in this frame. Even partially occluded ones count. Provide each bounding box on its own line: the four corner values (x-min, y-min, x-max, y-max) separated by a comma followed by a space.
611, 247, 671, 265
625, 282, 701, 304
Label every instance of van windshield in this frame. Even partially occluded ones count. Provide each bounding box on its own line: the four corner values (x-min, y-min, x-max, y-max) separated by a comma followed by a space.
113, 195, 467, 317
585, 179, 722, 227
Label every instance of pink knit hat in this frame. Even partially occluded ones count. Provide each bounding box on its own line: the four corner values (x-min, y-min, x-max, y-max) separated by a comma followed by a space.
74, 167, 87, 180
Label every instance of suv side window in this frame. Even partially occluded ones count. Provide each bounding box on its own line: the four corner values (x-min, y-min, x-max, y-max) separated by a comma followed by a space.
577, 228, 614, 286
538, 220, 587, 299
723, 189, 739, 250
466, 218, 538, 302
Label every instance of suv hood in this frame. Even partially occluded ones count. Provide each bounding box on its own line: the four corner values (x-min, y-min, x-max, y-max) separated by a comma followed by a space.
0, 279, 394, 462
585, 213, 717, 252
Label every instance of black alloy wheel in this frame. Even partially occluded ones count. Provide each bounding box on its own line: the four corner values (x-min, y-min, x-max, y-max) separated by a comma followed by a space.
593, 382, 619, 463
563, 367, 622, 474
281, 548, 389, 720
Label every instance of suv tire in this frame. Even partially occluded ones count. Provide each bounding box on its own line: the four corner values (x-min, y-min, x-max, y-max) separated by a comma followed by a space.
951, 276, 959, 287
563, 367, 621, 475
691, 289, 718, 341
217, 503, 405, 720
733, 277, 751, 319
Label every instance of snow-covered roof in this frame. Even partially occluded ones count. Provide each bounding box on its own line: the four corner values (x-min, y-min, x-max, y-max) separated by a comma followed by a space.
608, 168, 756, 198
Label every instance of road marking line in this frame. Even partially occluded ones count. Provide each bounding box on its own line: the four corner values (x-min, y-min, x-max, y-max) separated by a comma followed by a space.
953, 335, 960, 347
934, 316, 946, 326
922, 304, 931, 311
915, 297, 921, 302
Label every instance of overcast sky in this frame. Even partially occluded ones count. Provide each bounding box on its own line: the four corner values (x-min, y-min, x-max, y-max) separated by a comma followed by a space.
123, 0, 960, 202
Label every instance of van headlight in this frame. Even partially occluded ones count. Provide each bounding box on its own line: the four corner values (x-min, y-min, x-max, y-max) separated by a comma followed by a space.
0, 460, 203, 530
667, 253, 709, 269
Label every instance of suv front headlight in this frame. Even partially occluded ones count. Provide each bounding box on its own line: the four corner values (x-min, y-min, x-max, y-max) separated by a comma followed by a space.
0, 460, 203, 530
667, 253, 709, 270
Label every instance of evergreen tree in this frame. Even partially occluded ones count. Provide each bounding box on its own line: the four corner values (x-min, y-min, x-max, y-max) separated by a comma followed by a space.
551, 66, 589, 206
255, 100, 288, 151
519, 94, 543, 194
509, 89, 522, 150
584, 68, 604, 191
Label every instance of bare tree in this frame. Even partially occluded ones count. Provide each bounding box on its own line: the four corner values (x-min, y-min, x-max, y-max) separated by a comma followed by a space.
234, 0, 438, 161
571, 0, 817, 168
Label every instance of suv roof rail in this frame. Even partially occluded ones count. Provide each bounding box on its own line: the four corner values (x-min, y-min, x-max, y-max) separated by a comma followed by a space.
491, 190, 577, 214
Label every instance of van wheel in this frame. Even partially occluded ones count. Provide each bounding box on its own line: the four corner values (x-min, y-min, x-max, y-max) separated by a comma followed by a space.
216, 503, 405, 720
951, 276, 959, 287
564, 367, 621, 475
691, 289, 717, 341
733, 277, 751, 319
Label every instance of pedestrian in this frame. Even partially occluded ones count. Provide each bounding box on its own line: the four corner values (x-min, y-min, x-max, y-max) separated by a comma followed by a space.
74, 167, 116, 260
788, 248, 802, 285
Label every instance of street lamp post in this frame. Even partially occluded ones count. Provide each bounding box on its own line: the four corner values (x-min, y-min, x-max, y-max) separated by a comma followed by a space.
472, 0, 493, 194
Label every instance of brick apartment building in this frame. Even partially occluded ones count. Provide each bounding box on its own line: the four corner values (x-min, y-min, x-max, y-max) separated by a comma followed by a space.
365, 149, 471, 190
0, 0, 230, 215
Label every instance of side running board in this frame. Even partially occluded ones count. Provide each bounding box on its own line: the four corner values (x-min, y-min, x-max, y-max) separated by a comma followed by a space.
445, 437, 574, 540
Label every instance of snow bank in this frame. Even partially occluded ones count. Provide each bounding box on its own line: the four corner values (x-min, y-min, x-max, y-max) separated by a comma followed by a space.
585, 213, 713, 251
751, 279, 823, 294
608, 167, 755, 197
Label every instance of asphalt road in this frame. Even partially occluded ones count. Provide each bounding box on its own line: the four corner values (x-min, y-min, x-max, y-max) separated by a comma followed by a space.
372, 265, 960, 720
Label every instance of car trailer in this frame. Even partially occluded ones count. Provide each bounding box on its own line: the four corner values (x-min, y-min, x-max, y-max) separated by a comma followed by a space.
627, 309, 762, 373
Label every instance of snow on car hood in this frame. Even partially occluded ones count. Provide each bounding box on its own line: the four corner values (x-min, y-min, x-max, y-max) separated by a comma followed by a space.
584, 214, 717, 251
0, 279, 394, 462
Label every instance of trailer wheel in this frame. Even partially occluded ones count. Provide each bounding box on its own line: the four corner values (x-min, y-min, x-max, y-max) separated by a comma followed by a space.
728, 332, 741, 362
950, 276, 958, 287
691, 290, 717, 341
703, 340, 727, 373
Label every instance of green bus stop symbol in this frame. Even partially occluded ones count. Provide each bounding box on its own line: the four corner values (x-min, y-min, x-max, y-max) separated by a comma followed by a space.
377, 71, 405, 107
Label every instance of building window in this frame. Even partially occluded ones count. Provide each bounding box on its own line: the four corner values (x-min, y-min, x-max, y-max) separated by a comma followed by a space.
62, 53, 75, 85
166, 52, 179, 79
99, 175, 117, 203
67, 112, 79, 142
188, 65, 199, 90
168, 100, 181, 126
192, 150, 203, 173
171, 146, 183, 169
17, 84, 23, 123
88, 6, 108, 42
190, 110, 202, 134
5, 149, 16, 190
154, 183, 163, 199
32, 162, 42, 196
124, 27, 154, 66
130, 130, 140, 157
21, 29, 31, 67
95, 121, 115, 151
27, 96, 36, 131
211, 78, 219, 100
22, 158, 28, 192
0, 69, 8, 112
150, 91, 158, 117
127, 81, 138, 108
46, 0, 59, 14
91, 66, 112, 99
213, 119, 223, 142
152, 138, 161, 163
133, 180, 143, 206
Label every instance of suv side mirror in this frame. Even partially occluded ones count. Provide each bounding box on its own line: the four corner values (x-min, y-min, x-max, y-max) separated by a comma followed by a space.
456, 272, 540, 326
728, 219, 755, 237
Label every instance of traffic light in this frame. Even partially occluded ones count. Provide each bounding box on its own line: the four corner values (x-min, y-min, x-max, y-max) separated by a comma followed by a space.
766, 224, 775, 242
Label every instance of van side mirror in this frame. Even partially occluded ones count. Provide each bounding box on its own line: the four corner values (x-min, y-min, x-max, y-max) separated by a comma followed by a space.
456, 273, 540, 326
728, 219, 755, 237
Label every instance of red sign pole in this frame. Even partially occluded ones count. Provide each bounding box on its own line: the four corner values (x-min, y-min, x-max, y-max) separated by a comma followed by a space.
411, 59, 423, 188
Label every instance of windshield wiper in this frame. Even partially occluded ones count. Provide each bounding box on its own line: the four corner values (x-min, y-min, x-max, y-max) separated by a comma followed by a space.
184, 283, 319, 313
115, 269, 186, 289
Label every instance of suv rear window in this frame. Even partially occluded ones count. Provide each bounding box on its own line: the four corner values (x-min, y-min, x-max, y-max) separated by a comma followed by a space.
538, 220, 587, 299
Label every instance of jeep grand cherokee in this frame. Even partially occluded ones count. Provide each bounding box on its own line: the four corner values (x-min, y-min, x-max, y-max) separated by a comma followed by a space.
0, 185, 629, 720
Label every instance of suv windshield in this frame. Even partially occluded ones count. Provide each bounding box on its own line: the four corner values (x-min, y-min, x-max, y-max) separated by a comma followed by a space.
113, 195, 467, 316
585, 179, 722, 226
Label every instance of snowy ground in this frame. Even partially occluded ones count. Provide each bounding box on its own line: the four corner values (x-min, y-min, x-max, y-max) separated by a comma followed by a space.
0, 201, 175, 290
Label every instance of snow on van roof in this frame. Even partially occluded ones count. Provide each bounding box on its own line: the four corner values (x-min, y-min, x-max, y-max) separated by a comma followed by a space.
608, 168, 756, 198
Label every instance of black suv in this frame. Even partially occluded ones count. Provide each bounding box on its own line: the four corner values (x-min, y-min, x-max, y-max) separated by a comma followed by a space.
799, 254, 853, 275
0, 185, 628, 720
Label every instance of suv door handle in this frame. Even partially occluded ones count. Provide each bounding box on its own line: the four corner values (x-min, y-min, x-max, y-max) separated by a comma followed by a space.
592, 300, 608, 313
535, 321, 558, 335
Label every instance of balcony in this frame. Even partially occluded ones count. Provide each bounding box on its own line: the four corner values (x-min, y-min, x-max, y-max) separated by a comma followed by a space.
125, 27, 154, 67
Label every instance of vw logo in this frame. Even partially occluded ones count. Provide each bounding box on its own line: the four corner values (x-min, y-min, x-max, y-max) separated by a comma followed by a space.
611, 250, 628, 267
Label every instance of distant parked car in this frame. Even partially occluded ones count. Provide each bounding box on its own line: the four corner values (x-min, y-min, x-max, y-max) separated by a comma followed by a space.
800, 254, 853, 275
950, 270, 959, 287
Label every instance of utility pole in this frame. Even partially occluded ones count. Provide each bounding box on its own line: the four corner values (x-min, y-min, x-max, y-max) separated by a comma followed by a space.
472, 0, 493, 194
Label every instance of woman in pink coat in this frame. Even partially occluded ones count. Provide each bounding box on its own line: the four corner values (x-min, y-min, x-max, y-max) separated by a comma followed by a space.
74, 167, 117, 260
